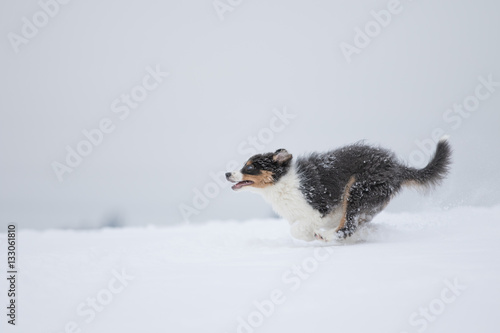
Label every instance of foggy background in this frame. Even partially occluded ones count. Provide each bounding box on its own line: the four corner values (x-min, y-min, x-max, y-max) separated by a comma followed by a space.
1, 0, 499, 230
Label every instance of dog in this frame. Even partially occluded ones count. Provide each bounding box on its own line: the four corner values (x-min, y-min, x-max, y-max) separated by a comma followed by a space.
226, 138, 451, 242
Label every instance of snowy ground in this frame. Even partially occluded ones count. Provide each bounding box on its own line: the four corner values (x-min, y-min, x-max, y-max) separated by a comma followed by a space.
1, 206, 500, 333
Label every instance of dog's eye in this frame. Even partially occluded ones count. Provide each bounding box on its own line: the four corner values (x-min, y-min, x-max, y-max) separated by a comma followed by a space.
246, 165, 255, 171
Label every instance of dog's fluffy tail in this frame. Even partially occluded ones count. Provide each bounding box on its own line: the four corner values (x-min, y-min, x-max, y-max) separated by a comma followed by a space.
402, 136, 452, 189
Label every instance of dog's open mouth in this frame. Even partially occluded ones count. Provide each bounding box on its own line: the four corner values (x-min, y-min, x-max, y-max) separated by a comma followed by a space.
232, 180, 254, 190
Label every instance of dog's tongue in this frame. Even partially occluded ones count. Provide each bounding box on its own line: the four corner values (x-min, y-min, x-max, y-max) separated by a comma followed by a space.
232, 181, 251, 190
232, 182, 244, 190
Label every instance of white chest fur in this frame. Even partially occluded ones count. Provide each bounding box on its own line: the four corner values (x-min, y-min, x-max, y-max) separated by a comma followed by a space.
253, 165, 322, 224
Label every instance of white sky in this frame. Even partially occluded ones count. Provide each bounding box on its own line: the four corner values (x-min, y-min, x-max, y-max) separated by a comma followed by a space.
1, 0, 499, 229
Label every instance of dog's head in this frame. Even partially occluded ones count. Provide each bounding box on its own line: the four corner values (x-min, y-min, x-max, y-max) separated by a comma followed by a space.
226, 149, 293, 191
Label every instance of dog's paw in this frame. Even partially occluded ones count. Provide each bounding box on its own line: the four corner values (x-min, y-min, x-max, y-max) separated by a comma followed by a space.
313, 232, 324, 241
314, 229, 336, 242
335, 227, 354, 239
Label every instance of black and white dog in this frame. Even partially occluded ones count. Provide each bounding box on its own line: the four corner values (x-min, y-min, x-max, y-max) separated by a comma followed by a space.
226, 138, 451, 242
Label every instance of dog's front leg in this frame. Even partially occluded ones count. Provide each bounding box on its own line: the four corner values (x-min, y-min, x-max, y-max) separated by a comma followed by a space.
290, 221, 315, 241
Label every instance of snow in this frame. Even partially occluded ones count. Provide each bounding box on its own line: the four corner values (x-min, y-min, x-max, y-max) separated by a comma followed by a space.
2, 205, 500, 333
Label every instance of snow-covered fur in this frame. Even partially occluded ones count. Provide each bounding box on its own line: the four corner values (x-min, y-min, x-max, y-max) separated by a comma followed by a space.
226, 139, 452, 241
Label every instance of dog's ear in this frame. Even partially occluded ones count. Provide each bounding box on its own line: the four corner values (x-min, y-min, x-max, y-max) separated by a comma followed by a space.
273, 149, 292, 164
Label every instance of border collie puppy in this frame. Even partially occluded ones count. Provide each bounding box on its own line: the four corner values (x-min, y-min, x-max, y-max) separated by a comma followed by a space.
226, 138, 451, 242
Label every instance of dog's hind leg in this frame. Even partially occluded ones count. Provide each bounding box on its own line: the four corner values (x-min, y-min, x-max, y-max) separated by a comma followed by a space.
314, 175, 396, 241
314, 176, 357, 242
334, 176, 358, 238
335, 176, 395, 239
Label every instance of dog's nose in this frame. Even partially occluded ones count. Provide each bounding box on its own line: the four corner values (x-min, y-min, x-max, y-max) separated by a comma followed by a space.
225, 172, 232, 180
